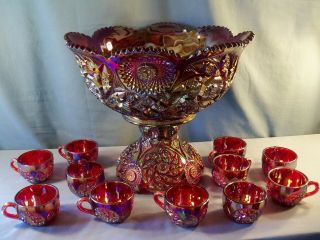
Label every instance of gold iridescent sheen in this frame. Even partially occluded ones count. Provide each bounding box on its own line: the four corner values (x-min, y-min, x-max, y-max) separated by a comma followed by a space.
65, 22, 254, 192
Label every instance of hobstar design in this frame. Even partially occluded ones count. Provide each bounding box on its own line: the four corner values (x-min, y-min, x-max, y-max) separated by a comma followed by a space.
165, 202, 208, 227
94, 208, 120, 223
20, 166, 52, 183
19, 211, 46, 226
68, 181, 97, 197
166, 206, 199, 227
231, 208, 259, 224
65, 22, 254, 192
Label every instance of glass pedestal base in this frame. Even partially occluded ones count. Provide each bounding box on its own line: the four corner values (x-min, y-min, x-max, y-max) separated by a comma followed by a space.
117, 119, 203, 193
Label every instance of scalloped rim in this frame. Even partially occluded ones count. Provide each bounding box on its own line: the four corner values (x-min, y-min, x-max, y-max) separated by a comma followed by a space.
64, 23, 254, 60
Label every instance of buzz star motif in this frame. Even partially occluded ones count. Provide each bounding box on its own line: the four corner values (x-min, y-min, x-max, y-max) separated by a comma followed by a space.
232, 209, 258, 224
22, 171, 46, 182
166, 206, 199, 226
77, 182, 96, 197
20, 211, 46, 226
212, 170, 226, 187
282, 191, 305, 206
95, 208, 120, 223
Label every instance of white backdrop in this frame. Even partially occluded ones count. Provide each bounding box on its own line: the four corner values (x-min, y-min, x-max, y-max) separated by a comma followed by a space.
0, 0, 319, 149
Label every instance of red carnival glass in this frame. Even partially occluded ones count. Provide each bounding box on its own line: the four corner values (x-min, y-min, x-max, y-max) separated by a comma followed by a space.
10, 150, 54, 183
58, 139, 98, 164
267, 167, 319, 207
153, 185, 209, 227
66, 162, 105, 197
77, 181, 134, 223
1, 184, 60, 226
212, 154, 251, 187
208, 136, 247, 165
223, 181, 267, 224
262, 146, 297, 176
65, 23, 254, 192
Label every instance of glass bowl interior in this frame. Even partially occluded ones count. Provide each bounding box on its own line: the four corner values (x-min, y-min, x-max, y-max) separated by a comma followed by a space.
166, 185, 208, 207
18, 150, 52, 165
15, 184, 58, 206
65, 139, 97, 153
67, 162, 103, 178
264, 147, 297, 162
224, 181, 266, 204
268, 168, 308, 187
214, 154, 250, 171
91, 181, 133, 204
214, 136, 246, 151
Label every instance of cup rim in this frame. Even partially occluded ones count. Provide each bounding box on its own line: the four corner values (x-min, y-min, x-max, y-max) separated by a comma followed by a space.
267, 167, 309, 189
262, 146, 298, 164
223, 181, 267, 205
16, 149, 53, 166
213, 136, 247, 150
165, 185, 209, 208
213, 154, 251, 172
64, 139, 98, 154
14, 184, 59, 207
89, 181, 134, 205
66, 162, 104, 180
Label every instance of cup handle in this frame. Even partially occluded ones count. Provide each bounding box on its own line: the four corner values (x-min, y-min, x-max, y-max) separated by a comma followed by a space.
153, 192, 165, 210
77, 197, 94, 215
208, 150, 217, 165
58, 145, 68, 160
10, 159, 19, 172
304, 181, 319, 198
247, 159, 252, 167
1, 202, 19, 219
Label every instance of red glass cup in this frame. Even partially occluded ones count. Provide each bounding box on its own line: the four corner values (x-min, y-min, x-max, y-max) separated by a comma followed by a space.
262, 146, 297, 176
267, 167, 319, 207
66, 162, 105, 197
77, 181, 134, 223
153, 185, 209, 227
10, 150, 54, 183
208, 136, 247, 165
223, 181, 267, 224
1, 184, 60, 226
212, 154, 251, 187
58, 139, 98, 164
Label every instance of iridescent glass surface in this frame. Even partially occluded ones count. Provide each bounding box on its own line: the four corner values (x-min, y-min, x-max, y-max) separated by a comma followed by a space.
65, 23, 254, 192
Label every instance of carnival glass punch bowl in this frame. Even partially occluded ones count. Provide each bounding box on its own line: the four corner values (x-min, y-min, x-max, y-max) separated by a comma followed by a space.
65, 22, 254, 192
